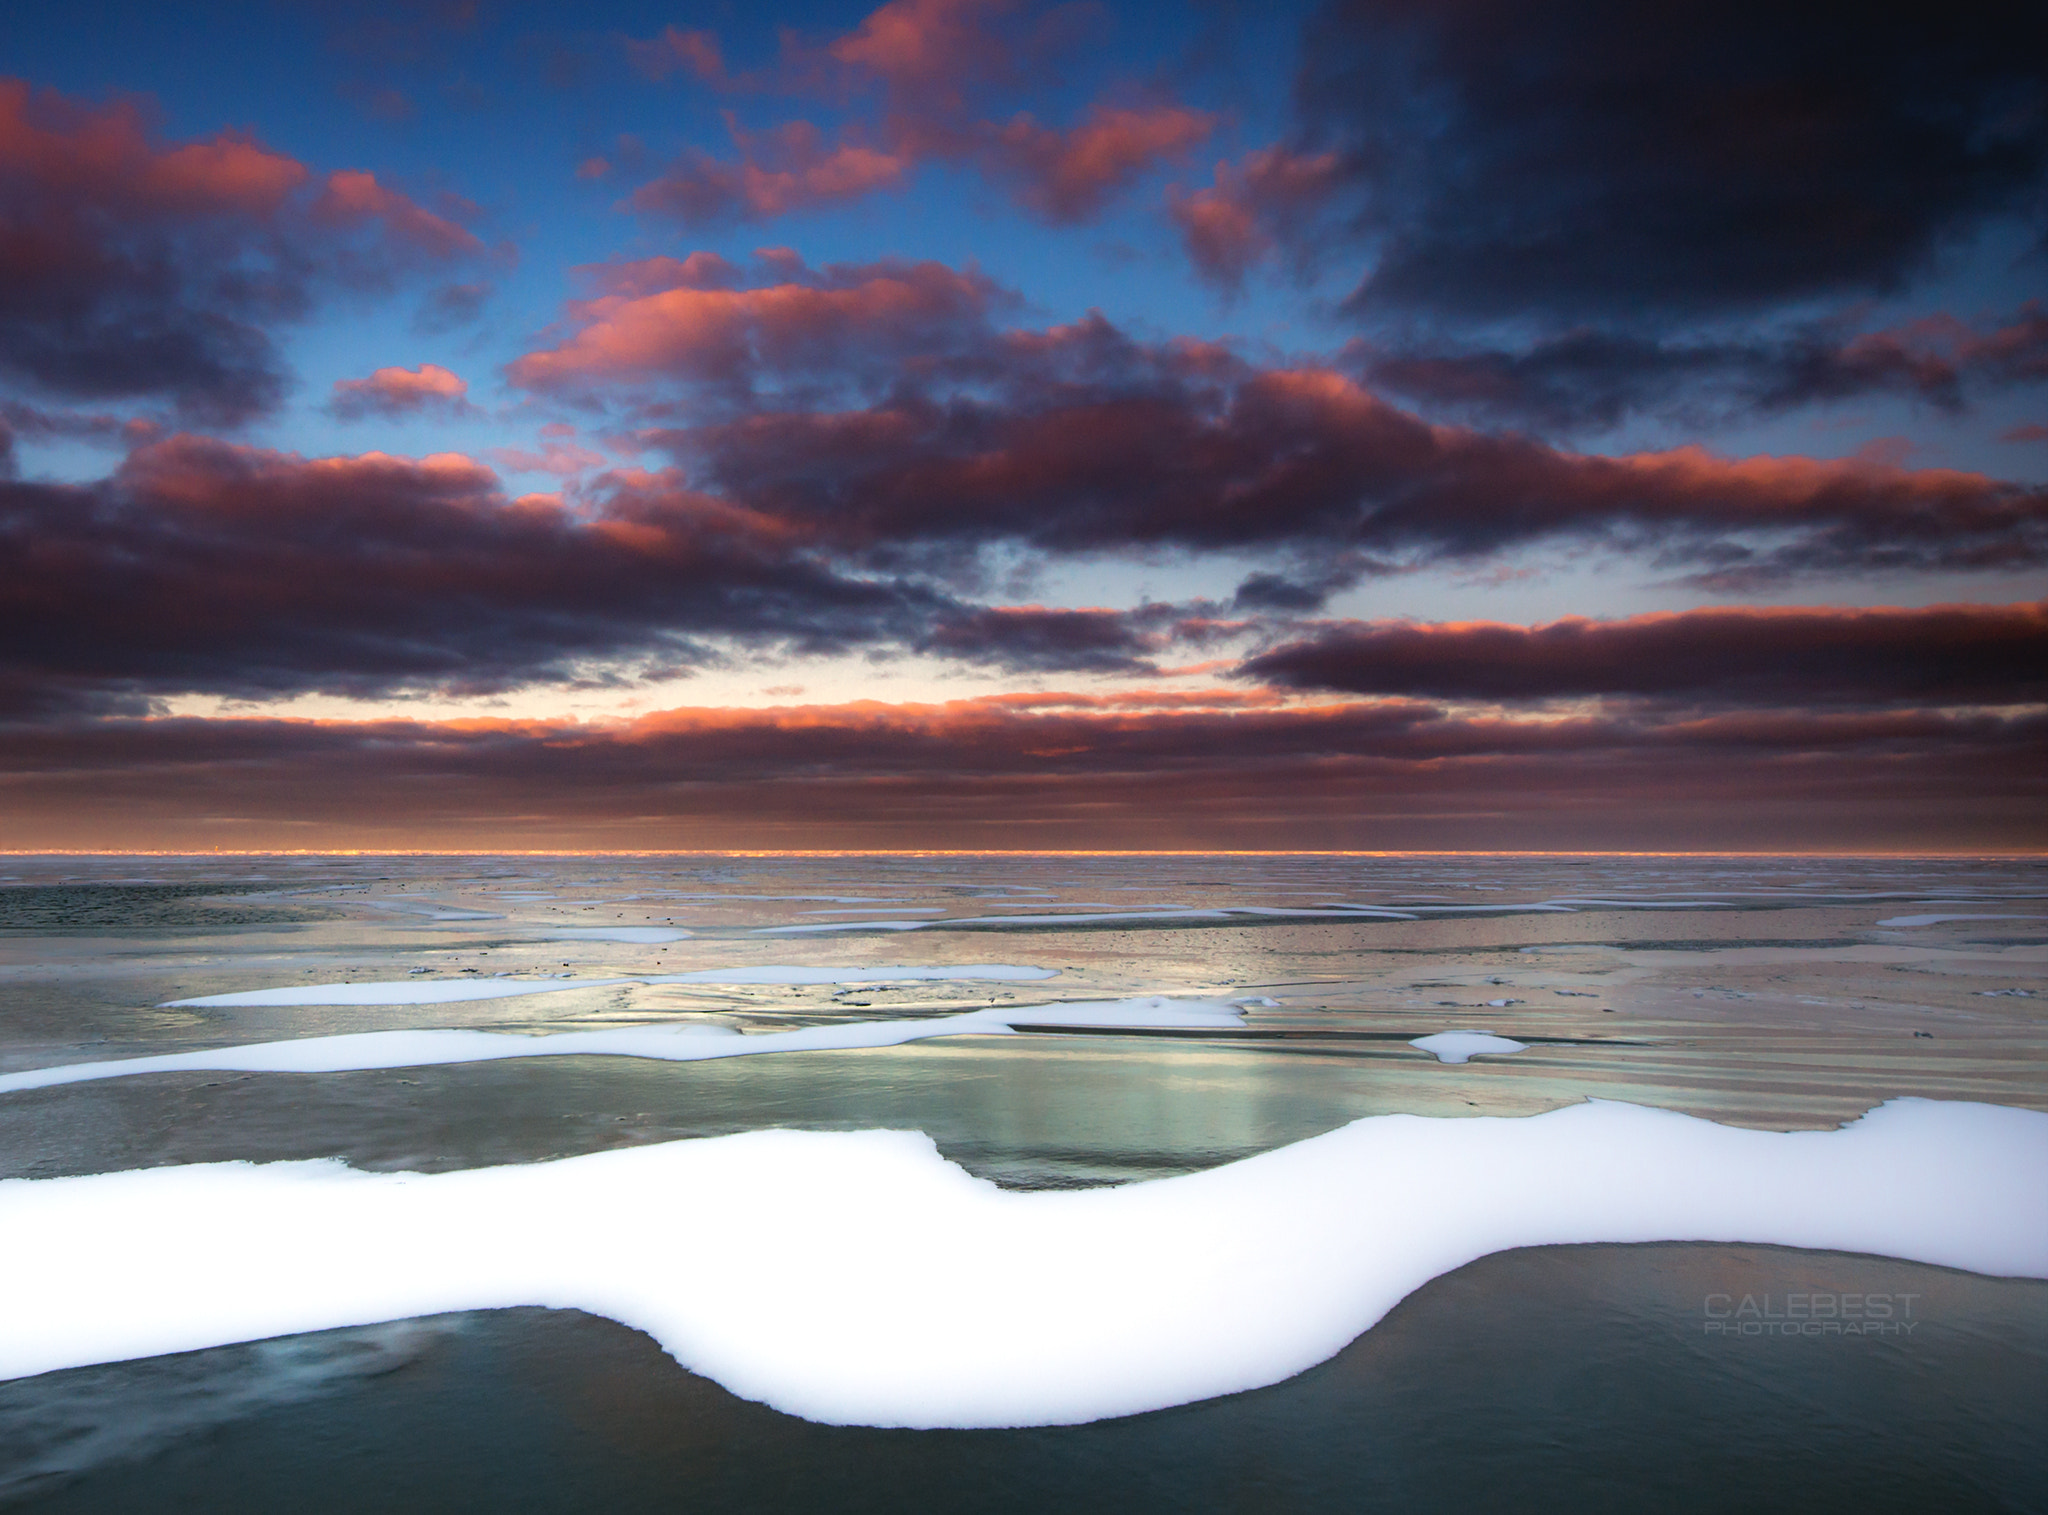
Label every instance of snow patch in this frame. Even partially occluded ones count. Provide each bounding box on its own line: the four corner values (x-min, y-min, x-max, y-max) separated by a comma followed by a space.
0, 997, 1231, 1095
1, 1099, 2041, 1428
1410, 1032, 1529, 1064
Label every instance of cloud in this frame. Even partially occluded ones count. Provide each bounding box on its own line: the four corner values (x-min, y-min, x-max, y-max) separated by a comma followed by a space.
507, 251, 1004, 405
508, 268, 2048, 585
0, 432, 1196, 713
1238, 601, 2048, 707
413, 280, 492, 333
624, 26, 729, 86
640, 323, 2048, 584
1352, 304, 2048, 434
1171, 146, 1344, 291
627, 117, 911, 223
981, 103, 1214, 223
0, 79, 487, 424
622, 0, 1210, 225
4, 697, 2041, 852
1296, 0, 2048, 327
327, 363, 476, 420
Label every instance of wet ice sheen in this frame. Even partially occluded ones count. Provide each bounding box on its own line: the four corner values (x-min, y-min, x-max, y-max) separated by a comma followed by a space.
1, 1099, 2040, 1428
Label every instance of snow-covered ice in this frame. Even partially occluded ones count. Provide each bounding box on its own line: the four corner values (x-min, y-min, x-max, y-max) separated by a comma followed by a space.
0, 1099, 2041, 1428
1410, 1032, 1530, 1064
0, 997, 1235, 1095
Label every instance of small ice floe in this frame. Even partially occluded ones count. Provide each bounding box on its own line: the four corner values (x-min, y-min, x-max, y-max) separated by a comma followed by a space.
1876, 914, 2048, 928
0, 997, 1234, 1095
2, 1099, 2041, 1428
1409, 1031, 1529, 1064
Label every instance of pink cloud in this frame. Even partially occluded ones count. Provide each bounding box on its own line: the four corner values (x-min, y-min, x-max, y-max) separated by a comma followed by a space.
620, 0, 1209, 225
985, 103, 1214, 223
0, 79, 489, 422
490, 433, 610, 477
1171, 146, 1344, 290
507, 253, 1000, 398
313, 169, 484, 259
628, 118, 909, 223
327, 363, 475, 420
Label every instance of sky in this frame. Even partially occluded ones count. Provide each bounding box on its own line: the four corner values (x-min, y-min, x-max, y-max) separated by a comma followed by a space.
1, 0, 2044, 852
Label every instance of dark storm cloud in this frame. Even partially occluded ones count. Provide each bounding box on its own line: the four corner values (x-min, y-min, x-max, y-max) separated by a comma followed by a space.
1296, 0, 2048, 326
0, 79, 484, 424
513, 278, 2048, 583
663, 349, 2048, 583
4, 698, 2041, 852
1239, 601, 2048, 707
1349, 306, 2048, 434
0, 434, 1162, 710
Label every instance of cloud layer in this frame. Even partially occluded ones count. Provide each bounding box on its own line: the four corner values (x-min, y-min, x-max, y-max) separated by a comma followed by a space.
4, 695, 2040, 851
1240, 601, 2048, 707
0, 79, 484, 424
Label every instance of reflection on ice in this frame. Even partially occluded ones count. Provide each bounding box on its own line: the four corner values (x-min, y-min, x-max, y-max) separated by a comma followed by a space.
1, 1099, 2041, 1428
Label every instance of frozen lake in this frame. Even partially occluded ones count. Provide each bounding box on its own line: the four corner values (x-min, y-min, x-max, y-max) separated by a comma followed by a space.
2, 852, 2045, 1507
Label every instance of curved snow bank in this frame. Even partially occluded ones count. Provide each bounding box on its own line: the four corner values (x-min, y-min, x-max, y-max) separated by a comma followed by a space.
1410, 1031, 1528, 1064
164, 978, 645, 1008
1, 1099, 2041, 1427
0, 998, 1241, 1096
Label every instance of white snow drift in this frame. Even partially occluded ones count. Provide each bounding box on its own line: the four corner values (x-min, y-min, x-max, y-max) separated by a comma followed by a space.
0, 1098, 2041, 1428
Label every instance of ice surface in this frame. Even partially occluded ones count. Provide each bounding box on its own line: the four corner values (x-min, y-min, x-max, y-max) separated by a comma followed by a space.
1, 1099, 2041, 1428
1409, 1032, 1530, 1063
162, 964, 1057, 1008
535, 928, 693, 943
0, 996, 1234, 1095
1876, 914, 2048, 928
656, 965, 1058, 985
163, 978, 644, 1008
161, 978, 645, 1008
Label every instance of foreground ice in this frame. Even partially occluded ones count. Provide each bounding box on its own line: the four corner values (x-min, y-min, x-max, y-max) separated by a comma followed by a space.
1409, 1032, 1529, 1063
161, 964, 1059, 1008
1875, 914, 2047, 928
1, 1099, 2041, 1427
0, 997, 1238, 1095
